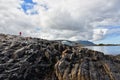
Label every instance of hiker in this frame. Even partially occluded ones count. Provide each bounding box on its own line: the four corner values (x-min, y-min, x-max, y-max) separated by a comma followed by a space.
19, 32, 22, 36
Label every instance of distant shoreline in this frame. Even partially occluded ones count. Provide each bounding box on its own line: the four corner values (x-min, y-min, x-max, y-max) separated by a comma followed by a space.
87, 43, 120, 46
85, 45, 120, 46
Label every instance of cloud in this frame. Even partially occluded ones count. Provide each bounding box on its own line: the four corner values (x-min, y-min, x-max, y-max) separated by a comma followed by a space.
0, 0, 38, 36
32, 0, 120, 40
93, 29, 108, 41
0, 0, 120, 41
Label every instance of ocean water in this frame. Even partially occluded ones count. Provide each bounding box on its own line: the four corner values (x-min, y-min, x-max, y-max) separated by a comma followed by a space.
84, 46, 120, 55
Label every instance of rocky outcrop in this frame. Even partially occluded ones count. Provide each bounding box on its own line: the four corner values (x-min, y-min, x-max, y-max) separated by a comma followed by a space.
55, 48, 120, 80
0, 34, 120, 80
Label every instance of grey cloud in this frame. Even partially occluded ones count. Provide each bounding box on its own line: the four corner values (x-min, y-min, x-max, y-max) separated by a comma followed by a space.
0, 0, 120, 41
0, 0, 38, 36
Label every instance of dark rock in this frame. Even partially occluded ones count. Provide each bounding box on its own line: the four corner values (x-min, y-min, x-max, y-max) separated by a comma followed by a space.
55, 48, 120, 80
0, 34, 120, 80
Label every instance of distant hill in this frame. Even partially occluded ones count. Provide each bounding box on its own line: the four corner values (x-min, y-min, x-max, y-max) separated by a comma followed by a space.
55, 40, 95, 46
55, 40, 79, 46
76, 40, 96, 46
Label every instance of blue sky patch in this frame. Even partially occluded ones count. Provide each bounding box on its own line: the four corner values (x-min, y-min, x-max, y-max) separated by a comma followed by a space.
95, 35, 120, 44
99, 26, 120, 29
24, 0, 33, 3
21, 0, 38, 15
95, 29, 120, 44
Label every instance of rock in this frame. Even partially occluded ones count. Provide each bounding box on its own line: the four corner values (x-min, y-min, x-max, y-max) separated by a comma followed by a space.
13, 47, 26, 58
55, 48, 120, 80
0, 34, 120, 80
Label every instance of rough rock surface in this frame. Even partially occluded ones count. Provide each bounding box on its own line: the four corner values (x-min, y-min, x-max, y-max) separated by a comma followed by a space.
0, 34, 120, 80
55, 48, 120, 80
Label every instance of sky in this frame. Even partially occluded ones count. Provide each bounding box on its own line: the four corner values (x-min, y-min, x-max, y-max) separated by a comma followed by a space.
0, 0, 120, 44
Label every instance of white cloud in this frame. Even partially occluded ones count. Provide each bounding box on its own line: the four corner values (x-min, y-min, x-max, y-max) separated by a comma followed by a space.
0, 0, 38, 36
93, 29, 108, 41
0, 0, 120, 41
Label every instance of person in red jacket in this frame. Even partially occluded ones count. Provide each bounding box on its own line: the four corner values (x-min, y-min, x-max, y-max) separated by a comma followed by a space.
19, 32, 22, 36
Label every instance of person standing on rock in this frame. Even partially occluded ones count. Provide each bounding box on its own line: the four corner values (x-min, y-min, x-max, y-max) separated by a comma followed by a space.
19, 32, 22, 36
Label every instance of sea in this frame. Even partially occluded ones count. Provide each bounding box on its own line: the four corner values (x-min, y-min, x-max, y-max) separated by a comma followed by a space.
84, 46, 120, 55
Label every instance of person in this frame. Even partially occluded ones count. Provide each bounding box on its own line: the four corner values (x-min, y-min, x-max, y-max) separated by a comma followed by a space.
19, 32, 22, 36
